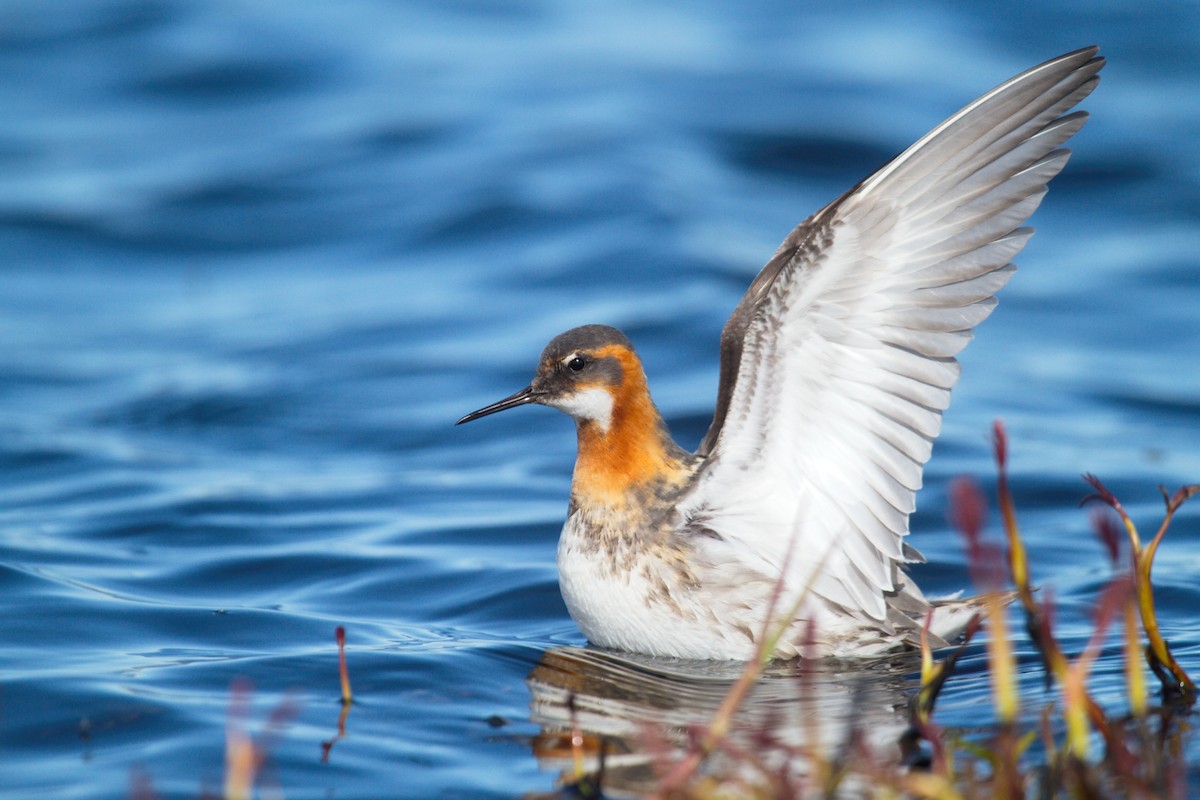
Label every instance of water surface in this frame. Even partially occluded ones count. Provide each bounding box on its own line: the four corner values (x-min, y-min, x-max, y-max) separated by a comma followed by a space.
2, 1, 1199, 797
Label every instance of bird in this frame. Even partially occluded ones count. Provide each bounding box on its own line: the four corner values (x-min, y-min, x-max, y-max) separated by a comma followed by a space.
457, 47, 1104, 660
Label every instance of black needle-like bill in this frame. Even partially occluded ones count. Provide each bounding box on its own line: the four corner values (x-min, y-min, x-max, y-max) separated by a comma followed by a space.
456, 386, 540, 425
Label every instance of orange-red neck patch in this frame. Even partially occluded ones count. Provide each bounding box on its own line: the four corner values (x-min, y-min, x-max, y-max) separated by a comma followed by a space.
569, 345, 690, 508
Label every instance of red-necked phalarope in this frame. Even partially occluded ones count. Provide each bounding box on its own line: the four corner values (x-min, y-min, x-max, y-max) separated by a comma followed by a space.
458, 47, 1103, 660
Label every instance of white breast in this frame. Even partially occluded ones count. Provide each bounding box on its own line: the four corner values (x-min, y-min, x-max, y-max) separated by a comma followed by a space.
554, 513, 792, 659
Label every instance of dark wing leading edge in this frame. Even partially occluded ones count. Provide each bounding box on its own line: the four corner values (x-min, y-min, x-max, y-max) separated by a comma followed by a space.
683, 47, 1103, 624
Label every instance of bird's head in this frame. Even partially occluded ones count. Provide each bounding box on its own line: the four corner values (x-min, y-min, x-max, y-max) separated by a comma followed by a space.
456, 324, 642, 433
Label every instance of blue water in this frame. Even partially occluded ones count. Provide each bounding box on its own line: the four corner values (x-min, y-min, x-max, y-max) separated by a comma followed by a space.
2, 2, 1199, 797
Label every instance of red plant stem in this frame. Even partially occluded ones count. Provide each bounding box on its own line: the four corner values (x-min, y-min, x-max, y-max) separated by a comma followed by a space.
336, 626, 353, 706
993, 421, 1037, 614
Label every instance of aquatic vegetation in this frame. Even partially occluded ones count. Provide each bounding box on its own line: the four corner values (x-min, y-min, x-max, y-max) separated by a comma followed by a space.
222, 681, 300, 800
320, 626, 354, 763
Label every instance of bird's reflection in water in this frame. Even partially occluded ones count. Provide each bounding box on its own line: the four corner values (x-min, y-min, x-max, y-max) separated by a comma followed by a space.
526, 645, 922, 797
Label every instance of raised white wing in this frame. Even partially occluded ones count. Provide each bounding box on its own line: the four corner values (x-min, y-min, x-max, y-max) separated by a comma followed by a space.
681, 47, 1103, 628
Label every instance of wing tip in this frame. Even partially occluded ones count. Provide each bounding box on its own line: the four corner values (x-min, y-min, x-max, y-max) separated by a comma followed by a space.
1052, 44, 1103, 68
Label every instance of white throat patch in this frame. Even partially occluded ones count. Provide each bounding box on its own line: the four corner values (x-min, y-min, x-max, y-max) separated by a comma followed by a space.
550, 386, 614, 432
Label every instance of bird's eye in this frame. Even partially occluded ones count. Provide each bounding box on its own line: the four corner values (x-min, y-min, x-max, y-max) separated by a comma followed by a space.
567, 356, 587, 372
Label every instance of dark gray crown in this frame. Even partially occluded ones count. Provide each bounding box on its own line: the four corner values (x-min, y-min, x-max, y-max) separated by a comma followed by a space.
540, 325, 633, 362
